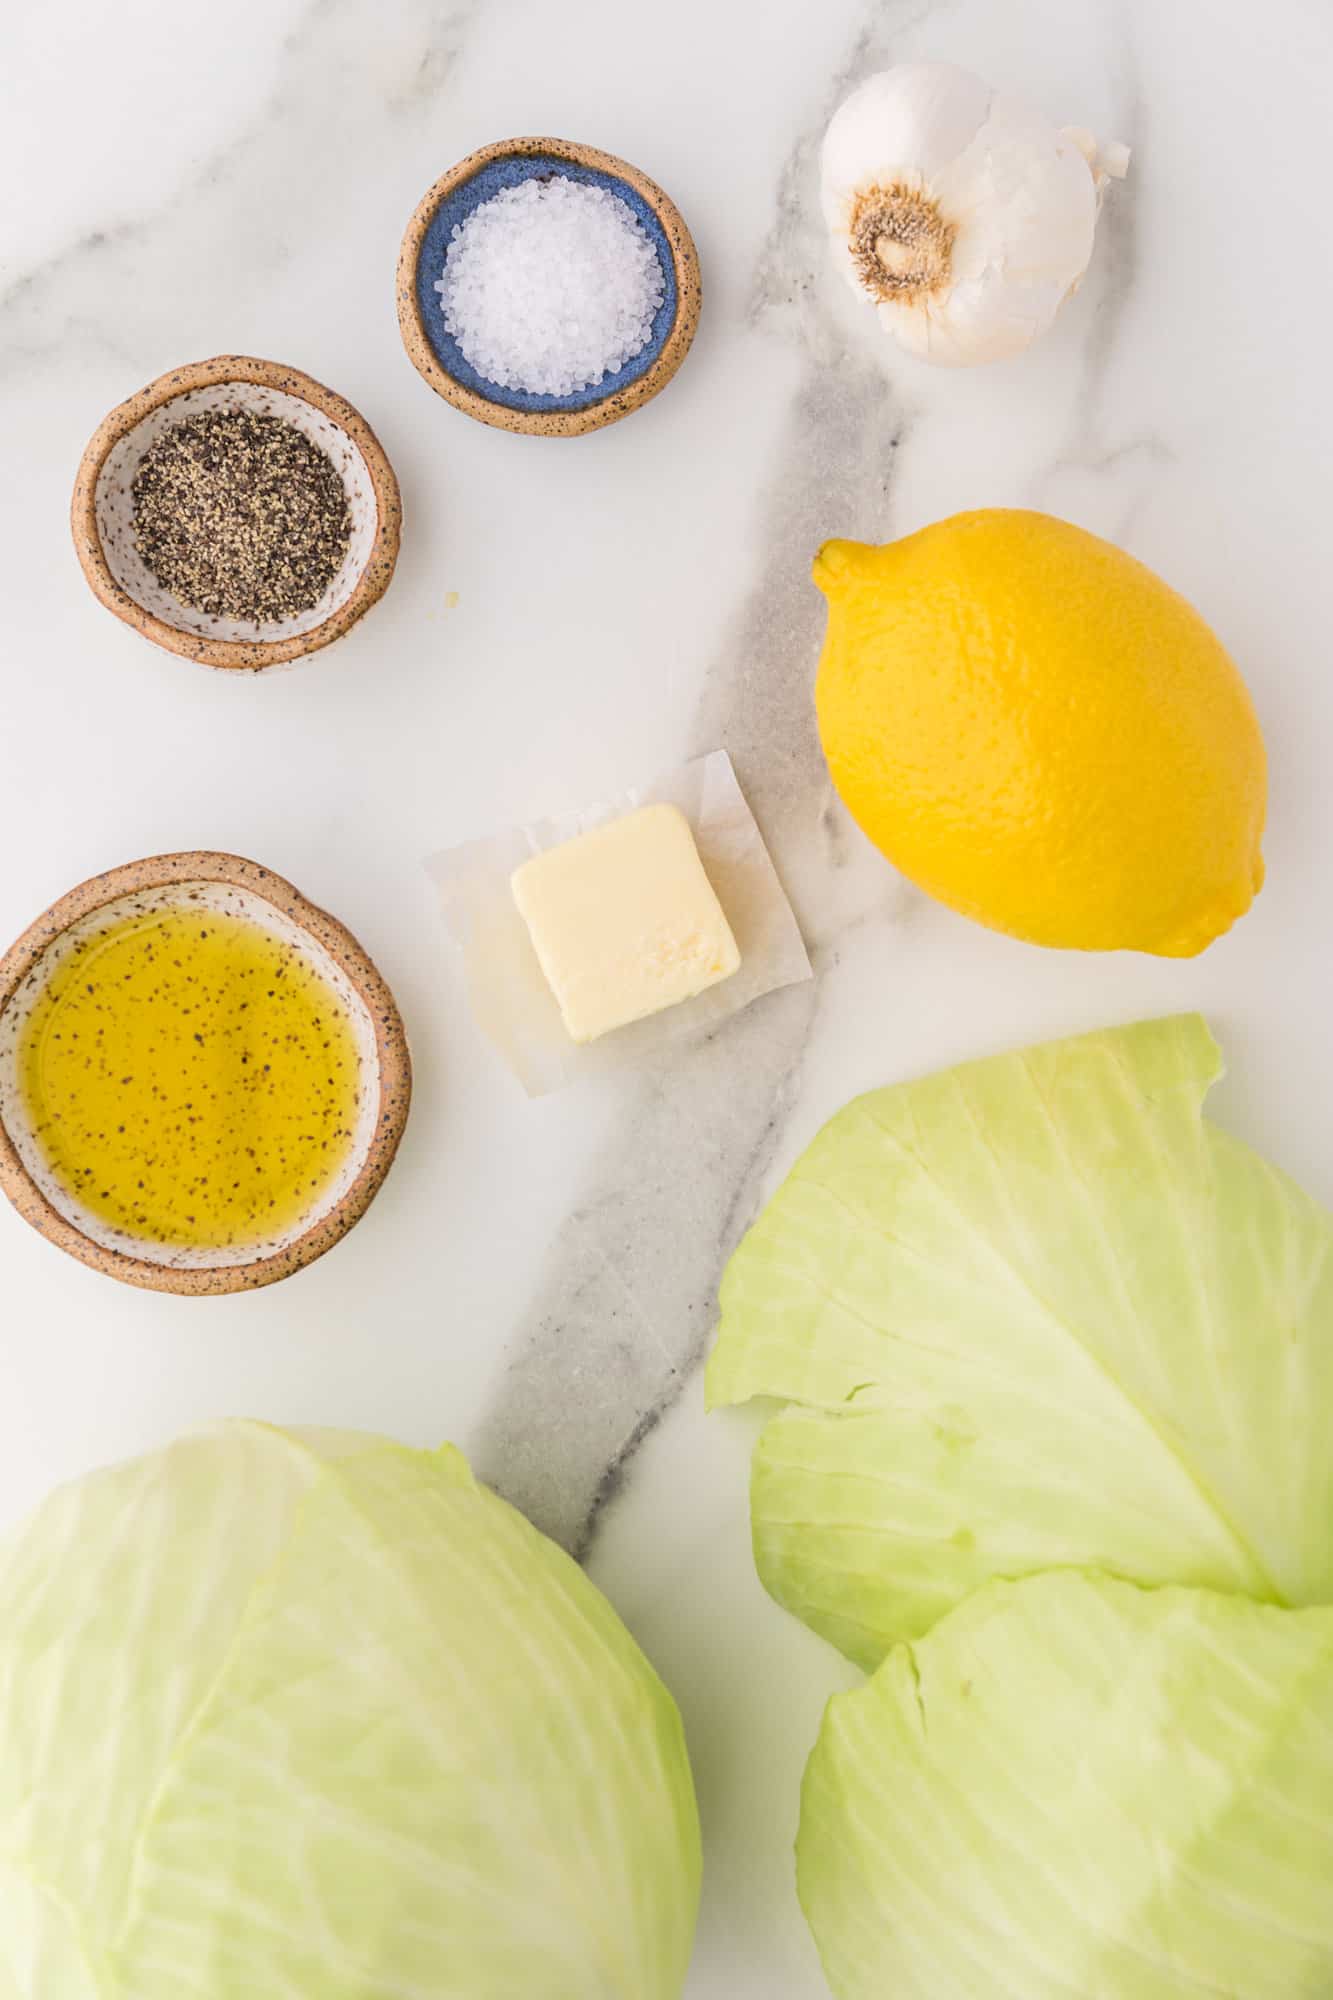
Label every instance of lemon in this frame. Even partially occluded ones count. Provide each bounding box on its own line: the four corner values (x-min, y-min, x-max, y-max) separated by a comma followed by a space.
814, 509, 1267, 956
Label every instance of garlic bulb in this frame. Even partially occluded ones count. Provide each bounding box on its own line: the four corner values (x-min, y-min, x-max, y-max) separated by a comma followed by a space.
821, 62, 1128, 367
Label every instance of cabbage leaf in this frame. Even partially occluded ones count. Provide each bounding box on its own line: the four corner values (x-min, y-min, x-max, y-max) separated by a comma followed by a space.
707, 1016, 1333, 1668
798, 1572, 1333, 2000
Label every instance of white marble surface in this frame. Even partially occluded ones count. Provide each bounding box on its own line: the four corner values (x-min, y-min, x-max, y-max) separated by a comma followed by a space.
3, 0, 1332, 1991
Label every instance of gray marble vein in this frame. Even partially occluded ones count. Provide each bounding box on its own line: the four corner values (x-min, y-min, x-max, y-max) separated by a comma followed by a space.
0, 0, 480, 373
472, 4, 931, 1561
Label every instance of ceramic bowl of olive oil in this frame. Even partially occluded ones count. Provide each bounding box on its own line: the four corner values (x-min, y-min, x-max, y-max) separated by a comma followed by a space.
72, 355, 402, 673
0, 854, 412, 1295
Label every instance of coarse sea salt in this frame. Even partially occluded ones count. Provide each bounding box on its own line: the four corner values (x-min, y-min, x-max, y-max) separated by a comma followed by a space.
435, 176, 667, 398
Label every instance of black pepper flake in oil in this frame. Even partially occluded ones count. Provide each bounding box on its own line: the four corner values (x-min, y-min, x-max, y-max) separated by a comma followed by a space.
131, 408, 351, 623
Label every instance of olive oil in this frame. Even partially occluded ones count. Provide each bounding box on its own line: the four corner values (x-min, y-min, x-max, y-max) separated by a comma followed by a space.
18, 908, 362, 1250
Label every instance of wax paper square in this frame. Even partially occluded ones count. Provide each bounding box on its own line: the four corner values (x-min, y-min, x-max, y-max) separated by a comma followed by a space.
425, 751, 812, 1096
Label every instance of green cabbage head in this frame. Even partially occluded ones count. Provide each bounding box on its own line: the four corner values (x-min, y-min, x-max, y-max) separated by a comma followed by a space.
0, 1422, 701, 2000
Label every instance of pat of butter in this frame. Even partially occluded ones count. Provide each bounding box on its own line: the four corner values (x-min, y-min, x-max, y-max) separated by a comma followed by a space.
512, 803, 741, 1044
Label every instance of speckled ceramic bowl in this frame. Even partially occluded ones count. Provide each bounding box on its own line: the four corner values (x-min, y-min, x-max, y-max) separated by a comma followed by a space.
0, 854, 412, 1295
72, 357, 402, 672
397, 138, 702, 437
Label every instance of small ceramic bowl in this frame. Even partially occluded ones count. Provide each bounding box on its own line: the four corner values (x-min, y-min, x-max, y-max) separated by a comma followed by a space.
0, 853, 412, 1295
72, 356, 402, 672
398, 137, 702, 437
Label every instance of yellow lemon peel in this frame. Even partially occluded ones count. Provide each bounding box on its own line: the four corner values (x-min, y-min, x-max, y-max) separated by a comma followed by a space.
814, 510, 1266, 956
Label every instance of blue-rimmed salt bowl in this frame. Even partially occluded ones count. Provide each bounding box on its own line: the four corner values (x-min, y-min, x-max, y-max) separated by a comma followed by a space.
397, 137, 702, 437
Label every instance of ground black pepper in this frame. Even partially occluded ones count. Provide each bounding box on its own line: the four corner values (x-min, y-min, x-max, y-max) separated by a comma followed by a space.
131, 408, 351, 623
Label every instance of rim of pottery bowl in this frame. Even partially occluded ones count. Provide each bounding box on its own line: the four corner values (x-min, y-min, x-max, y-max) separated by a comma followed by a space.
0, 852, 412, 1295
71, 355, 403, 673
396, 136, 703, 437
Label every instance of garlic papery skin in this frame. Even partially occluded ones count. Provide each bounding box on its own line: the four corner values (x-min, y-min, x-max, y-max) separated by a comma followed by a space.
821, 63, 1127, 367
